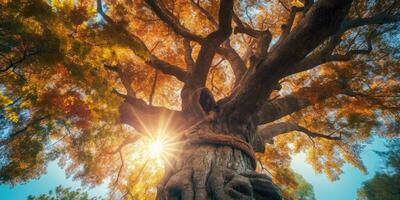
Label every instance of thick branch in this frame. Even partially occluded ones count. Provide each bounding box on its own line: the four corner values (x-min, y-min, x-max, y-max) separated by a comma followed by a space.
183, 39, 195, 70
216, 46, 246, 85
146, 56, 187, 82
288, 46, 371, 76
189, 0, 248, 85
221, 0, 352, 120
254, 31, 272, 59
189, 0, 233, 88
301, 0, 314, 13
181, 0, 233, 112
119, 94, 188, 134
105, 64, 135, 97
105, 65, 188, 134
257, 80, 343, 125
233, 14, 264, 38
289, 28, 378, 75
278, 6, 304, 43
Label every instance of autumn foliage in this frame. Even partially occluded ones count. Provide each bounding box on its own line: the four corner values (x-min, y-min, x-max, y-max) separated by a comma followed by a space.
0, 0, 399, 199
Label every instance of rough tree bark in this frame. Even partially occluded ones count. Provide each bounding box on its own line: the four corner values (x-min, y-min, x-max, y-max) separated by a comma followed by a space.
96, 0, 400, 199
156, 121, 281, 200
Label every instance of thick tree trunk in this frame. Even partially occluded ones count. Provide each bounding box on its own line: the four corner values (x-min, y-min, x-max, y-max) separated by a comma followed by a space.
156, 122, 281, 200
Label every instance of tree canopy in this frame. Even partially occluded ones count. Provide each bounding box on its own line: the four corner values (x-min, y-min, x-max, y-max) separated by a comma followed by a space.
0, 0, 399, 199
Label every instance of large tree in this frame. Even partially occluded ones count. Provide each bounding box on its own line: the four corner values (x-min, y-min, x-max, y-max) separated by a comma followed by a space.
1, 0, 400, 199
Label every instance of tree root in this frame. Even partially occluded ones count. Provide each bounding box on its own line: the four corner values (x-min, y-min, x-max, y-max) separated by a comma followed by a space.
158, 166, 281, 200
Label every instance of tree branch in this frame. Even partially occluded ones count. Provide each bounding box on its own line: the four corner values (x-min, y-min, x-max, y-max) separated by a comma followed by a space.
104, 64, 135, 97
183, 39, 195, 70
277, 6, 304, 44
301, 0, 314, 13
190, 0, 218, 28
181, 0, 234, 113
149, 70, 158, 106
118, 93, 189, 134
288, 28, 379, 75
145, 0, 204, 43
0, 115, 50, 146
233, 13, 265, 38
221, 0, 352, 120
0, 50, 39, 72
216, 45, 247, 85
257, 122, 341, 146
189, 0, 248, 86
96, 0, 187, 82
340, 13, 400, 33
257, 80, 344, 125
105, 64, 189, 134
105, 135, 140, 155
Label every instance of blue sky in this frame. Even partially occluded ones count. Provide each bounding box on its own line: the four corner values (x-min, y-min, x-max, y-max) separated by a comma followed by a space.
0, 136, 387, 200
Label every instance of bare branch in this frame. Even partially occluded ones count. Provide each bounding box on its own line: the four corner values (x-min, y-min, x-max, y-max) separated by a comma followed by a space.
288, 28, 382, 75
189, 0, 233, 88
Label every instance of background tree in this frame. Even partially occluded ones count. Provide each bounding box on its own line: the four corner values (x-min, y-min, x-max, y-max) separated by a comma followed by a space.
357, 139, 400, 200
27, 185, 101, 200
0, 0, 399, 199
281, 172, 316, 200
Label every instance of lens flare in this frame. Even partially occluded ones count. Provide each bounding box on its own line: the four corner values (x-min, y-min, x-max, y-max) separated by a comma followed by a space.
149, 139, 165, 158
